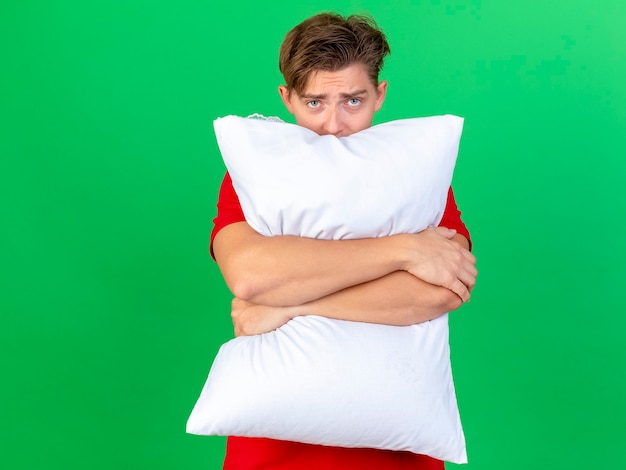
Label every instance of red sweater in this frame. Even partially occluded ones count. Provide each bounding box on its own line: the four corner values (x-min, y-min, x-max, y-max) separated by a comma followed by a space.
210, 172, 470, 470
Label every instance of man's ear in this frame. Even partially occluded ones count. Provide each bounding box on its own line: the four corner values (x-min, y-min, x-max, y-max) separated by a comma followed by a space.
278, 85, 295, 114
374, 80, 388, 112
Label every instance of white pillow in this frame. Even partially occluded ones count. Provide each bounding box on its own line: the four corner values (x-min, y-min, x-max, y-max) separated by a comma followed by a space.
187, 114, 468, 464
213, 115, 459, 239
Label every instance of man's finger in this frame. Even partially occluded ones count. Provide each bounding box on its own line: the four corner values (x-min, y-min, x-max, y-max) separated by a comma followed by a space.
450, 279, 470, 303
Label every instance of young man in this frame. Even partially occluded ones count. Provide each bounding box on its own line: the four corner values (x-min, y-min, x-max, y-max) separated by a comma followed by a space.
210, 12, 477, 470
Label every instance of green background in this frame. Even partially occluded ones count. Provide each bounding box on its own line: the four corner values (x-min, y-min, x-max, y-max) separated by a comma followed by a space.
2, 1, 625, 468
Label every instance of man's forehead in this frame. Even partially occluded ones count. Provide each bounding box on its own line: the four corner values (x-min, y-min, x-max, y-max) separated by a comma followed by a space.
299, 65, 373, 98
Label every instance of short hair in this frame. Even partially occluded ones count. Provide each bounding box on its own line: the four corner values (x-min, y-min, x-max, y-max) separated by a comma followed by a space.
279, 13, 391, 95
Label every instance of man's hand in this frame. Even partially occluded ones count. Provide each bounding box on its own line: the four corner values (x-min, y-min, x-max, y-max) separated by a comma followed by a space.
397, 227, 477, 302
231, 298, 296, 337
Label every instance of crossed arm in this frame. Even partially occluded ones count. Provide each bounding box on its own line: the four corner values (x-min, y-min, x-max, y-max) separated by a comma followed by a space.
213, 221, 477, 336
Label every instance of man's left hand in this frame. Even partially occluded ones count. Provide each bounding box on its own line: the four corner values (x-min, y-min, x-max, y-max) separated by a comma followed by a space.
231, 298, 296, 337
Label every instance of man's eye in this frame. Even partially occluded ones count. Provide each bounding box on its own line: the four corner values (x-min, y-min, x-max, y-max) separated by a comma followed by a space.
347, 98, 361, 106
307, 100, 321, 108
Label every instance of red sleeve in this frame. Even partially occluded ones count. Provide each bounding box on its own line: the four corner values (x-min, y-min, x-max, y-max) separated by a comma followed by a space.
209, 172, 246, 258
209, 173, 472, 256
439, 187, 472, 250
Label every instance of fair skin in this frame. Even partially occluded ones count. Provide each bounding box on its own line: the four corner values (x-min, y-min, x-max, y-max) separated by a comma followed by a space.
213, 63, 477, 336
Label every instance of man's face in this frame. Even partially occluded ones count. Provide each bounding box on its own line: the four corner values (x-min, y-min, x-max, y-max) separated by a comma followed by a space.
279, 63, 388, 137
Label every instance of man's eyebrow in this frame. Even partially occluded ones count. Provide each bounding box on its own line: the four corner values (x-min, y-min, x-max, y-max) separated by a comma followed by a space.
300, 93, 327, 100
339, 89, 368, 99
299, 90, 369, 100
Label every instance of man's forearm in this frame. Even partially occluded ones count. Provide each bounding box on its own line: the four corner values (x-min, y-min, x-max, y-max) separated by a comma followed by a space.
215, 222, 412, 307
214, 222, 476, 308
291, 271, 463, 325
232, 271, 463, 336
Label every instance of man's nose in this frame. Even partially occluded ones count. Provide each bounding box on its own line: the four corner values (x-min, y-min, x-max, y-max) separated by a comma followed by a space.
321, 108, 343, 136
